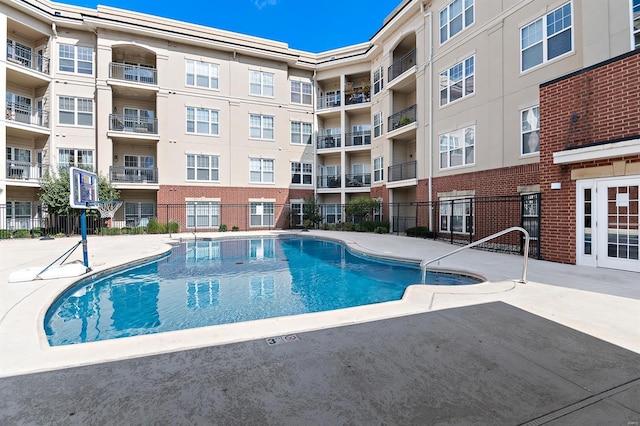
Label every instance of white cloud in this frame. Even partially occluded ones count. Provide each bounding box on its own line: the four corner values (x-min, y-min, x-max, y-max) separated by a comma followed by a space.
254, 0, 277, 10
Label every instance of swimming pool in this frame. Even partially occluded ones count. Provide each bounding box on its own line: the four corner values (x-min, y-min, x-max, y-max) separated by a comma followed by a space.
45, 236, 480, 345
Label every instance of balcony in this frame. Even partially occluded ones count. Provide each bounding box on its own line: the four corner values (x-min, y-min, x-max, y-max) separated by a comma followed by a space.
345, 130, 371, 147
109, 114, 158, 134
6, 41, 50, 74
388, 49, 416, 82
109, 62, 157, 85
5, 160, 49, 181
388, 161, 416, 182
344, 88, 371, 106
388, 105, 417, 132
345, 173, 371, 188
109, 166, 158, 183
317, 135, 342, 149
317, 94, 341, 110
317, 175, 342, 189
6, 102, 49, 128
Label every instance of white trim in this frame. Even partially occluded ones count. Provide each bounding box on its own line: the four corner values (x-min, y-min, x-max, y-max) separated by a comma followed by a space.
553, 138, 640, 164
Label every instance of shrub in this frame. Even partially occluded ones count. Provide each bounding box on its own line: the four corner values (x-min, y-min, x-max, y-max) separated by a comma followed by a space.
146, 218, 166, 234
232, 226, 239, 231
31, 228, 43, 238
107, 227, 121, 236
132, 226, 145, 235
0, 229, 11, 239
320, 223, 332, 230
168, 221, 180, 233
120, 227, 132, 235
405, 226, 434, 238
336, 222, 355, 232
374, 226, 389, 234
12, 229, 31, 239
219, 224, 228, 232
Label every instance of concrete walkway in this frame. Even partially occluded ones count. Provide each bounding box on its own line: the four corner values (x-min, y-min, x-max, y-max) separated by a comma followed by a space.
1, 230, 639, 424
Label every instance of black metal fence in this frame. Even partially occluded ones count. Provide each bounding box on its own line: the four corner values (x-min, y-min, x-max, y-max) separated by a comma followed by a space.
0, 194, 541, 258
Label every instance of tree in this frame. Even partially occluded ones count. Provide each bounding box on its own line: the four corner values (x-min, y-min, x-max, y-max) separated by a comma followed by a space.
302, 196, 323, 229
39, 169, 120, 215
345, 196, 380, 223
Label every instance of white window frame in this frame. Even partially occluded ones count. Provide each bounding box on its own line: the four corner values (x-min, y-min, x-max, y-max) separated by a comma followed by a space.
186, 201, 220, 229
290, 81, 312, 105
439, 197, 472, 234
439, 0, 475, 44
58, 148, 94, 171
373, 111, 383, 138
290, 121, 312, 145
186, 59, 219, 89
520, 2, 573, 72
58, 96, 93, 126
324, 204, 342, 224
374, 157, 384, 182
250, 114, 274, 140
632, 0, 640, 49
439, 126, 475, 169
521, 106, 540, 155
58, 44, 93, 75
250, 202, 275, 227
187, 154, 219, 182
290, 162, 313, 185
250, 70, 274, 97
249, 158, 274, 183
187, 107, 219, 135
439, 55, 475, 106
5, 201, 34, 230
373, 66, 384, 95
125, 202, 156, 228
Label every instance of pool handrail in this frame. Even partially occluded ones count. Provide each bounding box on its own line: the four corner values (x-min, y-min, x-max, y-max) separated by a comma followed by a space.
420, 226, 530, 284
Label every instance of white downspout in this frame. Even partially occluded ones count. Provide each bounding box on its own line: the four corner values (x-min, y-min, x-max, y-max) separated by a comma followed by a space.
425, 9, 434, 231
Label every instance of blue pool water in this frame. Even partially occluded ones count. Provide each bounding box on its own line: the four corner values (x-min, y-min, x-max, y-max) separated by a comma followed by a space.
45, 237, 479, 345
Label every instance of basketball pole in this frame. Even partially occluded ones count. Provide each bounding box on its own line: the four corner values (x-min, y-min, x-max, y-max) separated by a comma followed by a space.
81, 208, 89, 270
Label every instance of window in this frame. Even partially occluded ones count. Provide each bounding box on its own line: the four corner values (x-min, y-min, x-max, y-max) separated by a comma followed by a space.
439, 198, 472, 234
58, 44, 93, 74
374, 112, 383, 138
521, 2, 572, 72
186, 60, 219, 89
373, 67, 384, 94
250, 202, 274, 227
250, 70, 274, 96
439, 126, 475, 169
124, 155, 155, 182
187, 107, 219, 135
440, 0, 474, 43
324, 204, 342, 224
250, 114, 274, 140
125, 202, 156, 227
440, 56, 474, 106
291, 162, 313, 185
290, 121, 312, 145
123, 62, 155, 84
250, 158, 274, 183
187, 201, 220, 228
290, 81, 312, 104
58, 148, 94, 171
374, 157, 384, 182
633, 0, 640, 49
6, 201, 33, 230
290, 201, 304, 228
521, 193, 540, 241
521, 106, 540, 155
187, 154, 219, 181
123, 108, 154, 132
7, 40, 32, 67
58, 96, 93, 126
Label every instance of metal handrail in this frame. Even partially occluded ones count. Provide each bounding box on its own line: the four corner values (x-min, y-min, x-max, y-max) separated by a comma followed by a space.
420, 226, 530, 284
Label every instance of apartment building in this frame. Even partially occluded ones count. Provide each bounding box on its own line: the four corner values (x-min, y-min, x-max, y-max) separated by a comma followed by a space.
1, 0, 638, 271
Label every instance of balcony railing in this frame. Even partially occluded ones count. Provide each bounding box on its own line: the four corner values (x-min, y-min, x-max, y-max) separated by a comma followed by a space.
5, 160, 49, 181
317, 134, 342, 149
6, 102, 50, 128
344, 89, 371, 106
109, 166, 158, 183
388, 160, 417, 182
345, 130, 371, 147
388, 48, 416, 82
317, 94, 341, 109
345, 173, 371, 188
6, 41, 50, 74
317, 175, 342, 189
388, 104, 417, 132
109, 114, 158, 134
109, 62, 157, 85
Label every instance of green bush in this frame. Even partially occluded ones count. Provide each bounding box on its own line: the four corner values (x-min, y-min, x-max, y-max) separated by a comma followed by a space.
168, 221, 180, 233
219, 224, 228, 232
120, 227, 132, 235
405, 226, 434, 238
321, 223, 332, 230
232, 226, 239, 231
0, 229, 11, 239
374, 226, 389, 234
107, 227, 122, 235
30, 228, 43, 238
146, 218, 166, 234
132, 226, 145, 235
335, 222, 355, 232
12, 229, 31, 238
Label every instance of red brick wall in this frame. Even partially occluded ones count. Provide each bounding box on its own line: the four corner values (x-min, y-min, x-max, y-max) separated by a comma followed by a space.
539, 50, 640, 264
429, 164, 539, 198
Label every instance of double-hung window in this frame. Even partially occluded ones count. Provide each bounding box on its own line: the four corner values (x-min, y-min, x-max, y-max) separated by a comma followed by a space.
250, 202, 274, 227
187, 107, 219, 135
634, 0, 640, 49
250, 114, 274, 140
440, 0, 474, 44
186, 60, 219, 89
291, 162, 312, 185
187, 154, 219, 181
521, 2, 572, 72
58, 148, 94, 171
521, 106, 540, 155
324, 204, 342, 224
59, 96, 93, 126
290, 81, 312, 105
6, 201, 33, 230
373, 67, 384, 94
373, 112, 383, 138
250, 70, 274, 96
440, 56, 474, 106
250, 158, 274, 183
374, 157, 384, 182
290, 121, 312, 145
439, 126, 475, 169
186, 201, 220, 228
439, 198, 472, 234
58, 44, 93, 75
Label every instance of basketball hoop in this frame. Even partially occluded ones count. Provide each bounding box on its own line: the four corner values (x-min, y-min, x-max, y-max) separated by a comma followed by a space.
95, 201, 123, 219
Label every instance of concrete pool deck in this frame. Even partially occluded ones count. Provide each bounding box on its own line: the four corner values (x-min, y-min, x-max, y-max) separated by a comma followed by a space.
1, 230, 639, 424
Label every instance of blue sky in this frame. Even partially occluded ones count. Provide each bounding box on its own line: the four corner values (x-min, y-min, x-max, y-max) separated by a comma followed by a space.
61, 0, 403, 53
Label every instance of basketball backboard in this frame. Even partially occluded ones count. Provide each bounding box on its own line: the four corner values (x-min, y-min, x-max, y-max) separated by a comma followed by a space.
69, 167, 99, 209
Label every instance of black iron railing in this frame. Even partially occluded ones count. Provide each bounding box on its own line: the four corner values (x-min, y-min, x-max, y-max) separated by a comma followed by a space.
388, 161, 417, 182
388, 49, 416, 81
388, 104, 417, 131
